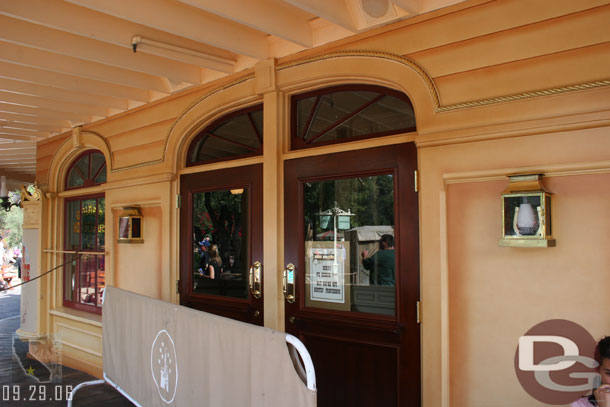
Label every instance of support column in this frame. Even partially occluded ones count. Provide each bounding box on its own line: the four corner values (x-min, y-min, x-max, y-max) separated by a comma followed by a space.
17, 185, 44, 339
257, 59, 285, 331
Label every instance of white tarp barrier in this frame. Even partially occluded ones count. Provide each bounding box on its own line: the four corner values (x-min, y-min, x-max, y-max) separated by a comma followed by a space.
92, 286, 316, 407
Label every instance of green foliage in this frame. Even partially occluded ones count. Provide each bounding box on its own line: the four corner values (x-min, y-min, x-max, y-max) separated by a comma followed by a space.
304, 175, 394, 240
0, 192, 23, 248
192, 189, 247, 273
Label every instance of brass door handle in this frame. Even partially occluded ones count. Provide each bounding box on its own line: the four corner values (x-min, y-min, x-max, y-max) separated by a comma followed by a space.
249, 261, 262, 299
283, 263, 295, 303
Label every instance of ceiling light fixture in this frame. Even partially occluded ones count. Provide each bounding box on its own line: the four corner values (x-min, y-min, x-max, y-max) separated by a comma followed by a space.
130, 35, 235, 72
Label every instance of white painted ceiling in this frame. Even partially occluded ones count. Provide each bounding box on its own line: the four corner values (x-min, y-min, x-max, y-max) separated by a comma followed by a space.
0, 0, 464, 182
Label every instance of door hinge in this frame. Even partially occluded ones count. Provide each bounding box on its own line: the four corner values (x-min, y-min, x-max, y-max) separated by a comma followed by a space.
414, 170, 419, 193
176, 194, 181, 208
176, 280, 181, 294
416, 301, 421, 324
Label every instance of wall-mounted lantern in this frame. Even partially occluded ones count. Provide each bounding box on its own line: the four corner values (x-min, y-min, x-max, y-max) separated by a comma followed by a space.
499, 174, 555, 248
118, 207, 143, 244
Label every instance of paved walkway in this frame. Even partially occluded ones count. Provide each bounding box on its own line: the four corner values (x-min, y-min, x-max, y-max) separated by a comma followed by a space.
0, 285, 132, 406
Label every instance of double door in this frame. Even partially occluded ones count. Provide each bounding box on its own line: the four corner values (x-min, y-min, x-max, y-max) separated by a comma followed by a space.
179, 144, 420, 406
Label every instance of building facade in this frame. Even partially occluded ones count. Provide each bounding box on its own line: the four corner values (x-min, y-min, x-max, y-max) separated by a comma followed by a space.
24, 1, 610, 405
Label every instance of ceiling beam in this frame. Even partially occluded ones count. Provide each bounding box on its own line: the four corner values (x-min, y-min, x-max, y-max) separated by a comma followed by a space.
0, 41, 172, 94
0, 120, 68, 134
0, 169, 35, 183
0, 163, 37, 169
0, 112, 71, 128
177, 0, 313, 47
0, 61, 150, 103
0, 90, 111, 118
0, 0, 237, 74
0, 160, 37, 166
0, 142, 36, 151
0, 153, 36, 160
66, 0, 269, 60
281, 0, 357, 31
0, 102, 95, 124
0, 16, 203, 85
0, 133, 43, 142
0, 77, 129, 111
0, 126, 49, 138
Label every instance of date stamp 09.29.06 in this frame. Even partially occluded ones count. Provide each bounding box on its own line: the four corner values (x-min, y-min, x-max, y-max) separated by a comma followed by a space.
2, 384, 74, 403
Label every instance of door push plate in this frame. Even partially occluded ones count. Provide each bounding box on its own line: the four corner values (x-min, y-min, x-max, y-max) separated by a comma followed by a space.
283, 263, 296, 303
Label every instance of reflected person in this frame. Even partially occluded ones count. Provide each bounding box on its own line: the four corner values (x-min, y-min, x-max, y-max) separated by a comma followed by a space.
361, 234, 395, 286
206, 244, 223, 280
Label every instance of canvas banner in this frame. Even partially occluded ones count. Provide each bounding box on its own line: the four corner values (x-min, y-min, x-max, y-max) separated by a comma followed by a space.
102, 286, 316, 406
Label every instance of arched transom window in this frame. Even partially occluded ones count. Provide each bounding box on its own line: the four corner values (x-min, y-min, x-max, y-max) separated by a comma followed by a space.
291, 85, 416, 149
66, 150, 107, 189
187, 104, 263, 166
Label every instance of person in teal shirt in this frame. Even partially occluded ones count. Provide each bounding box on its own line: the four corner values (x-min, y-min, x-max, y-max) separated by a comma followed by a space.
361, 234, 395, 286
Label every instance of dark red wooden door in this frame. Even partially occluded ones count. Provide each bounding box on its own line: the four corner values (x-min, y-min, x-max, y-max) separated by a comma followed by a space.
284, 144, 420, 406
180, 164, 263, 325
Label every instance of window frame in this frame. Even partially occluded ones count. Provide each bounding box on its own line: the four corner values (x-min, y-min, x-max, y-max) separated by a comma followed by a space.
186, 104, 264, 167
290, 84, 417, 150
63, 193, 105, 314
63, 149, 107, 314
65, 150, 107, 190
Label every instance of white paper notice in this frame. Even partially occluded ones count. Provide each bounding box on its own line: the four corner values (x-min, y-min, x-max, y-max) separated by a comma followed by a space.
309, 247, 345, 303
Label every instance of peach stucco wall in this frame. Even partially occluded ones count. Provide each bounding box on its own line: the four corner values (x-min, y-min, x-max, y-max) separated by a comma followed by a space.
113, 206, 163, 299
420, 127, 610, 407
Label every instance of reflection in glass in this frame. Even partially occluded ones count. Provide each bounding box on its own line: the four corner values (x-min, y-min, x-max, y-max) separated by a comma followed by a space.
64, 196, 105, 309
188, 107, 263, 165
303, 174, 395, 316
192, 188, 249, 298
294, 88, 416, 146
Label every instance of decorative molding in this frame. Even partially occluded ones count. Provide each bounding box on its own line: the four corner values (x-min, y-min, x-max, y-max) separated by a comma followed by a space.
277, 50, 441, 109
161, 73, 256, 170
72, 126, 81, 148
277, 51, 610, 114
21, 184, 42, 202
49, 309, 102, 327
437, 79, 610, 113
255, 59, 278, 94
47, 129, 114, 192
45, 52, 610, 176
443, 159, 610, 186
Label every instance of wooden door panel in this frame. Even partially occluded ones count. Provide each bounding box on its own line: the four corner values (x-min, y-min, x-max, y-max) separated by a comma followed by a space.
304, 334, 398, 407
284, 144, 420, 406
180, 164, 263, 325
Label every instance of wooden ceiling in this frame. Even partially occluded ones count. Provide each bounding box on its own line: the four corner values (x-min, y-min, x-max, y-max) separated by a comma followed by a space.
0, 0, 465, 182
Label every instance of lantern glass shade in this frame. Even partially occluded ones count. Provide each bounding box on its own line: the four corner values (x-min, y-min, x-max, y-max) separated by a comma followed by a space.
319, 215, 332, 229
337, 215, 351, 230
118, 207, 143, 243
499, 175, 554, 248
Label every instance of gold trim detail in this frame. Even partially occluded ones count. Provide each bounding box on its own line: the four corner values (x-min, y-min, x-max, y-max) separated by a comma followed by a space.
437, 79, 610, 112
